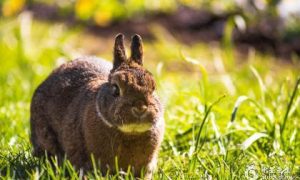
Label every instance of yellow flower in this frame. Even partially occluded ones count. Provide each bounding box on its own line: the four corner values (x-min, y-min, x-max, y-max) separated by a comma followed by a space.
2, 0, 25, 17
75, 0, 95, 19
94, 10, 112, 26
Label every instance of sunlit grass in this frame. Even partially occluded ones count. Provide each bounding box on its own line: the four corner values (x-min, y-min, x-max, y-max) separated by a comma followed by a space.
0, 14, 299, 179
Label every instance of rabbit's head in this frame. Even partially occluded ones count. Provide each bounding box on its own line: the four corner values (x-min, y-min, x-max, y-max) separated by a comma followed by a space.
97, 34, 162, 134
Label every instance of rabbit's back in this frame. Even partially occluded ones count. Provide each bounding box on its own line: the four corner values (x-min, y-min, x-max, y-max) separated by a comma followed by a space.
30, 57, 111, 159
38, 57, 111, 96
33, 57, 111, 122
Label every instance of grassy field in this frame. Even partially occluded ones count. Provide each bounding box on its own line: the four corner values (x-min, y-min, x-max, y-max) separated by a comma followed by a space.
0, 14, 300, 179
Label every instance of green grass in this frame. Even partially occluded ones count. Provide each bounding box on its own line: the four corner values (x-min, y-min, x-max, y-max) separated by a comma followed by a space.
0, 15, 300, 179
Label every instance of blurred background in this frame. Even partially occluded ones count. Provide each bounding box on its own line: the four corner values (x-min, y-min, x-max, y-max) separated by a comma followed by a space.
1, 0, 300, 178
1, 0, 300, 59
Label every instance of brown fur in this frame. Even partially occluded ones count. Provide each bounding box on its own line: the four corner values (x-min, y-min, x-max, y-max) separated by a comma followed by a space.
30, 34, 164, 177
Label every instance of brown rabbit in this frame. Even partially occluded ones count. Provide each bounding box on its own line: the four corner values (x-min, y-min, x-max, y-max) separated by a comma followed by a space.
30, 34, 164, 178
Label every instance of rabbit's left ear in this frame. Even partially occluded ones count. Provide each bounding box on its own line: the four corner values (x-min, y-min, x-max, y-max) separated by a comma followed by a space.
130, 34, 143, 65
113, 33, 127, 70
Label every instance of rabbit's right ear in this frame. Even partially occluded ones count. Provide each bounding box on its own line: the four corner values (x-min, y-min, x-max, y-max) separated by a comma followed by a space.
130, 34, 143, 65
113, 33, 127, 70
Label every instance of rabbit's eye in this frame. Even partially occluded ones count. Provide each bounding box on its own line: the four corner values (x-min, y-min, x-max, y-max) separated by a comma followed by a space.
112, 84, 120, 97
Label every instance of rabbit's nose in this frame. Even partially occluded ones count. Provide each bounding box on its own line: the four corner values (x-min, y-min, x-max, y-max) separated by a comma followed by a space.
132, 101, 148, 117
132, 106, 147, 114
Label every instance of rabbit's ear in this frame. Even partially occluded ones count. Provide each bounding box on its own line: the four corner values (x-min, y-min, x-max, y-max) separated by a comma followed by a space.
130, 34, 143, 65
113, 33, 127, 70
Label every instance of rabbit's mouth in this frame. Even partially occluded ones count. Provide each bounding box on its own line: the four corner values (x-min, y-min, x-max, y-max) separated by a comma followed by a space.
117, 123, 152, 134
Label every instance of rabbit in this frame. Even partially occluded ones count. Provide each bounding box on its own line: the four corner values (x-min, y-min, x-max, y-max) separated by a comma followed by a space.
30, 34, 165, 178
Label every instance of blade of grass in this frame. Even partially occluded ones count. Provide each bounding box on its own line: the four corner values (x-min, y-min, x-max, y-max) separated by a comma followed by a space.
250, 66, 266, 106
195, 95, 226, 152
181, 51, 208, 106
227, 95, 273, 139
230, 95, 249, 123
223, 17, 235, 66
289, 129, 297, 146
196, 156, 213, 175
189, 95, 226, 172
241, 132, 269, 150
211, 113, 226, 155
114, 156, 119, 177
287, 96, 300, 118
213, 52, 236, 95
281, 77, 300, 134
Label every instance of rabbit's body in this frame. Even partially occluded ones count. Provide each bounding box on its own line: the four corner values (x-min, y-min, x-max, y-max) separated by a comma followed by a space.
30, 35, 164, 177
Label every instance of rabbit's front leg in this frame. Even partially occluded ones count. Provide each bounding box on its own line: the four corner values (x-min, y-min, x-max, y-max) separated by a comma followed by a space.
143, 156, 157, 180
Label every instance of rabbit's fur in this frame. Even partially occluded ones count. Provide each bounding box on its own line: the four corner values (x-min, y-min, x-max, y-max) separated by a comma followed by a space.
30, 34, 164, 177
